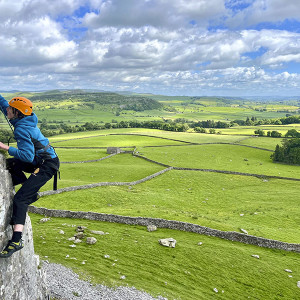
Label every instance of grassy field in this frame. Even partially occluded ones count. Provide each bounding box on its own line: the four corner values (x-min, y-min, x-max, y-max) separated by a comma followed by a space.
56, 148, 108, 162
2, 91, 299, 128
49, 128, 247, 144
35, 170, 300, 243
40, 153, 164, 191
220, 124, 300, 136
138, 144, 300, 179
3, 103, 297, 299
30, 213, 300, 300
51, 133, 187, 148
34, 105, 294, 123
238, 137, 284, 150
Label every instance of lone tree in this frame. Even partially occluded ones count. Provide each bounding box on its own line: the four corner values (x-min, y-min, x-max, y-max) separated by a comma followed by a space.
267, 130, 282, 138
254, 129, 265, 136
285, 129, 300, 138
271, 138, 300, 165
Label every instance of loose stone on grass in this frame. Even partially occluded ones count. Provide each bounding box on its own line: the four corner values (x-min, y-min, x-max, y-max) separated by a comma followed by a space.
40, 217, 51, 223
90, 230, 105, 235
86, 237, 97, 245
76, 226, 87, 232
159, 238, 176, 248
147, 225, 157, 232
251, 255, 260, 259
284, 269, 292, 273
74, 232, 85, 239
240, 228, 248, 234
297, 281, 300, 288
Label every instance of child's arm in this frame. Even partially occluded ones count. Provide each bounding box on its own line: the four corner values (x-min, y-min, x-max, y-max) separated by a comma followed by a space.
0, 142, 9, 151
0, 95, 9, 116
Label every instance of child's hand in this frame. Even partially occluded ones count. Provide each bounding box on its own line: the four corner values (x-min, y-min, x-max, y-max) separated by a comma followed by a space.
0, 142, 9, 151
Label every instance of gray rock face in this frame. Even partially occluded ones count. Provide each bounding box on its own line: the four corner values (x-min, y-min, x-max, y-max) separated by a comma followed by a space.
0, 154, 48, 300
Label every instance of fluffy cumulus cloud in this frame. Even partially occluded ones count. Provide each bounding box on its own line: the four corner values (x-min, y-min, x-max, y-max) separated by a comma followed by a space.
83, 0, 226, 29
227, 0, 300, 28
0, 0, 300, 96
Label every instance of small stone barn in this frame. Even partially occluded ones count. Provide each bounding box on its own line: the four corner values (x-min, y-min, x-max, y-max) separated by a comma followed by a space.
107, 147, 122, 154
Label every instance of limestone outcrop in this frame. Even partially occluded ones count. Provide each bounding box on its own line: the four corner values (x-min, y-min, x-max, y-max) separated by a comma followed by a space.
0, 154, 48, 300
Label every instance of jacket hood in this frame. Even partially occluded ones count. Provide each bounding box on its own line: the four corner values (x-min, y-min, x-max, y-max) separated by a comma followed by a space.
10, 113, 38, 128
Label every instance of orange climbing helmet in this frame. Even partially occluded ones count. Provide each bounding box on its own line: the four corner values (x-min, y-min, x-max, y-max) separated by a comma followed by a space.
9, 97, 33, 116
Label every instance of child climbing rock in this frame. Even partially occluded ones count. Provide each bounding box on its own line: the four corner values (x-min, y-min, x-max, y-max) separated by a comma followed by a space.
0, 95, 59, 258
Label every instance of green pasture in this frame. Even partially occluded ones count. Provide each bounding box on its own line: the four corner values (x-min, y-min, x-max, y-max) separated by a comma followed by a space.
29, 214, 300, 300
36, 108, 117, 123
51, 134, 186, 148
221, 124, 300, 135
4, 114, 299, 299
239, 137, 284, 150
55, 148, 108, 162
48, 128, 246, 144
49, 128, 157, 142
166, 106, 291, 121
32, 102, 300, 124
138, 144, 300, 179
40, 154, 164, 191
135, 131, 246, 144
35, 170, 300, 243
252, 104, 299, 111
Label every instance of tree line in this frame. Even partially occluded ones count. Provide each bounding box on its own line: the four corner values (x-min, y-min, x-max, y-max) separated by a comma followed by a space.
271, 138, 300, 165
38, 118, 234, 137
232, 115, 300, 126
254, 129, 300, 138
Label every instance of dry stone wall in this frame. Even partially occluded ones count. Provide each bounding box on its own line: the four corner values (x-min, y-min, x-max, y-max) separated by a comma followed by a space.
28, 206, 300, 253
38, 167, 173, 197
173, 167, 300, 181
0, 154, 48, 300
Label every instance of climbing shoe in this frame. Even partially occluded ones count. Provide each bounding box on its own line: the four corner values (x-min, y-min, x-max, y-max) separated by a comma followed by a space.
0, 240, 24, 258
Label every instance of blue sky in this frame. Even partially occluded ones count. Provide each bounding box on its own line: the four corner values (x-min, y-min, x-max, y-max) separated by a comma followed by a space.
0, 0, 299, 97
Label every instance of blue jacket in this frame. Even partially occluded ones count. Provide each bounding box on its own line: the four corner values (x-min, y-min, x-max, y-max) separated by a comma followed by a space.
0, 94, 57, 164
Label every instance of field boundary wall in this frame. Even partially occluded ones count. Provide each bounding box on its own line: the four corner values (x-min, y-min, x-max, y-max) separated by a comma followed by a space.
28, 206, 300, 253
61, 153, 117, 164
173, 167, 300, 181
52, 133, 274, 152
144, 142, 274, 152
39, 167, 173, 197
133, 154, 300, 181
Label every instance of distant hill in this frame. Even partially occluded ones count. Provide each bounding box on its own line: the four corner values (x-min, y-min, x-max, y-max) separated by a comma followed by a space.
28, 90, 163, 112
2, 89, 299, 107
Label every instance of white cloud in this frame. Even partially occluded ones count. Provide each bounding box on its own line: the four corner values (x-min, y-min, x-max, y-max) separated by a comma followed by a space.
227, 0, 300, 28
0, 0, 299, 96
83, 0, 226, 29
0, 16, 78, 70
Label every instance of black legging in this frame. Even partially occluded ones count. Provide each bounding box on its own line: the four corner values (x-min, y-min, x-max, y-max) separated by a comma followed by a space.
7, 157, 59, 225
